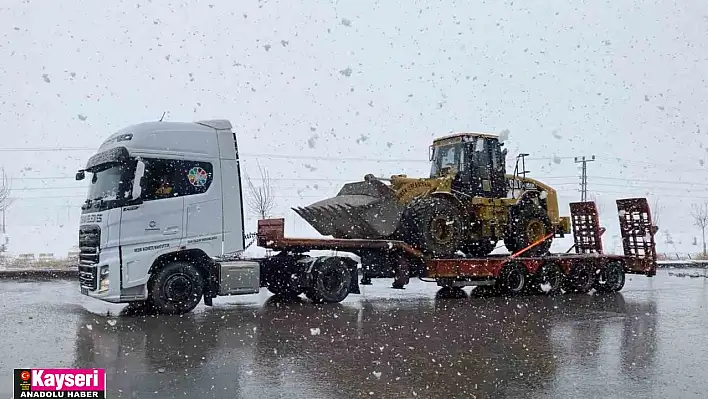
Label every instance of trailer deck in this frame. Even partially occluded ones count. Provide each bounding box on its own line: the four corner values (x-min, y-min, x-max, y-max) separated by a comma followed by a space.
256, 197, 656, 298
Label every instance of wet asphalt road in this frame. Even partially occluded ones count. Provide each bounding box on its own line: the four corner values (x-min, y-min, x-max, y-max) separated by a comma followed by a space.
2, 270, 708, 398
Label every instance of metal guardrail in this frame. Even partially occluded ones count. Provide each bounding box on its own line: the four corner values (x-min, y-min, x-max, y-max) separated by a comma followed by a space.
657, 260, 708, 268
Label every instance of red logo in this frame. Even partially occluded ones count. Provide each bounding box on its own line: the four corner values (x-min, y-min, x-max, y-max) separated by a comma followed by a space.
20, 370, 30, 381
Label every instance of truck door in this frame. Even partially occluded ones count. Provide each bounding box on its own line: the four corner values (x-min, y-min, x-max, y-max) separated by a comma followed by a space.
181, 159, 221, 254
119, 158, 185, 288
487, 138, 507, 198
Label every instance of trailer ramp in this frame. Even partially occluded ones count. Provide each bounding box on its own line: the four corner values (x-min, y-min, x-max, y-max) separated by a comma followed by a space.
616, 198, 657, 276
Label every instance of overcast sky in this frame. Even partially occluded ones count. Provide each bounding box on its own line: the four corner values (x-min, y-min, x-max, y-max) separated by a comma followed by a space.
1, 0, 707, 257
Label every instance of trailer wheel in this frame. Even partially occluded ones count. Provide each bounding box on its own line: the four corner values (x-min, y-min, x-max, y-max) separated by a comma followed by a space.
565, 264, 595, 293
532, 262, 564, 295
149, 261, 204, 315
496, 262, 528, 296
594, 261, 625, 293
305, 257, 352, 304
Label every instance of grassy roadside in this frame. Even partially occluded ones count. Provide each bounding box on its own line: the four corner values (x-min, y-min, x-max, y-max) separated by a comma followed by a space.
0, 261, 77, 280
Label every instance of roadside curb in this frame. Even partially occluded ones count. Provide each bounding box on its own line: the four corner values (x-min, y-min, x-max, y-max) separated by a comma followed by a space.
0, 269, 78, 280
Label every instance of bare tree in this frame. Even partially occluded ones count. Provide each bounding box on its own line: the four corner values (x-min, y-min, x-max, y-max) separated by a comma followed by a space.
0, 169, 11, 254
651, 197, 663, 230
691, 201, 708, 257
245, 162, 275, 220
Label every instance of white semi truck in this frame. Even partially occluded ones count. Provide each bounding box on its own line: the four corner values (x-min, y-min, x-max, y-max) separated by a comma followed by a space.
76, 120, 361, 314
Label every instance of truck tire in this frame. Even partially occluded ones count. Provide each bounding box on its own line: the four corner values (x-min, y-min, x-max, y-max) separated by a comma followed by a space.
531, 262, 564, 295
565, 264, 595, 293
504, 199, 553, 256
267, 276, 303, 298
496, 261, 528, 296
149, 261, 204, 315
403, 196, 465, 258
264, 253, 306, 298
594, 261, 625, 293
304, 257, 352, 304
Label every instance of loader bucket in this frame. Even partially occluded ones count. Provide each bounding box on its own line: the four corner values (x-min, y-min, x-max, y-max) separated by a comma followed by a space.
293, 177, 405, 239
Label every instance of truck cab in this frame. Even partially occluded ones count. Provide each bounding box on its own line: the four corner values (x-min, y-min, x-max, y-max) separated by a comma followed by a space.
76, 120, 260, 313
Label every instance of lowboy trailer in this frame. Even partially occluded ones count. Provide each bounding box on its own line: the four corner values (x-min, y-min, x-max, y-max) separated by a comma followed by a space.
75, 120, 656, 314
257, 197, 656, 300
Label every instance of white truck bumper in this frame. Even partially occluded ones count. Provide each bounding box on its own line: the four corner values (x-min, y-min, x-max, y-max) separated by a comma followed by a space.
78, 248, 148, 303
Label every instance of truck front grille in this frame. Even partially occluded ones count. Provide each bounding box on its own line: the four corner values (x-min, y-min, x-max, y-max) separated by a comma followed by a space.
78, 265, 97, 290
78, 225, 100, 265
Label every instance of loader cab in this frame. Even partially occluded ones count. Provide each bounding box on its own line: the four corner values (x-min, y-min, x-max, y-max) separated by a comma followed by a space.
430, 133, 507, 198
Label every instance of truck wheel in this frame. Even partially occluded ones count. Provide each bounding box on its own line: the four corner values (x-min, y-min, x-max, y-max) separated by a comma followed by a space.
496, 261, 528, 296
267, 269, 304, 298
267, 278, 303, 298
404, 196, 465, 258
149, 262, 204, 315
305, 257, 352, 304
531, 262, 564, 295
594, 261, 625, 292
565, 264, 595, 293
504, 199, 553, 256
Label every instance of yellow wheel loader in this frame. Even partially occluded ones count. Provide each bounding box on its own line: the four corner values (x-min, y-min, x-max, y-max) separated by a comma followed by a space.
293, 133, 571, 258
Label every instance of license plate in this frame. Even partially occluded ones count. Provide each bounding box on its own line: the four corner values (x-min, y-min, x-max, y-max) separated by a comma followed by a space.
80, 287, 89, 295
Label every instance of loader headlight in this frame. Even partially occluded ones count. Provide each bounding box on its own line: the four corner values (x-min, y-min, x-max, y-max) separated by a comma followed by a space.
99, 265, 109, 293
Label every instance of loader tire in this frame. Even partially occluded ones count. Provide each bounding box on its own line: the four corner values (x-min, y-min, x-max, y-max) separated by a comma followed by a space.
403, 196, 465, 258
463, 240, 497, 257
504, 199, 553, 256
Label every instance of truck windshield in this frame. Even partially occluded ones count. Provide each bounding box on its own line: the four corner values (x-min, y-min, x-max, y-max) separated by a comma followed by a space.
430, 143, 466, 177
85, 162, 133, 203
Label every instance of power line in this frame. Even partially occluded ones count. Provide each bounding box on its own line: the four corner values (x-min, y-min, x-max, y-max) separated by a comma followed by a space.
0, 145, 685, 165
0, 146, 434, 163
4, 145, 708, 173
5, 194, 334, 201
0, 146, 601, 164
11, 174, 708, 192
6, 182, 708, 201
0, 147, 95, 152
10, 173, 708, 189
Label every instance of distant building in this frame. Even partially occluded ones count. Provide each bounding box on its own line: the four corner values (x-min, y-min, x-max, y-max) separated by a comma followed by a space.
17, 253, 35, 262
38, 253, 55, 263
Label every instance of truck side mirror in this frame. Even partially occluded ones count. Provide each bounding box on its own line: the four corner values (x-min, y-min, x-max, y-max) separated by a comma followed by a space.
429, 145, 434, 161
131, 159, 145, 200
75, 170, 85, 181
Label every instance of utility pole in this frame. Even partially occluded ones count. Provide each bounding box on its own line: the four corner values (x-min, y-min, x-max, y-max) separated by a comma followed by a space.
574, 155, 595, 202
1, 167, 5, 235
1, 167, 6, 255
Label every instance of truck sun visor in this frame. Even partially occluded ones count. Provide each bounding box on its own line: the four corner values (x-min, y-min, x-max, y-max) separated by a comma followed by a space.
85, 147, 130, 171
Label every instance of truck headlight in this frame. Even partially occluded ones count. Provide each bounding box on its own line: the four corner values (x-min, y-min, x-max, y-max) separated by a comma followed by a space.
99, 265, 109, 293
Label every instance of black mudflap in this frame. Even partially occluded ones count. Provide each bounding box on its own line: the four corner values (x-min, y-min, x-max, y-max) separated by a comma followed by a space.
348, 261, 361, 294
